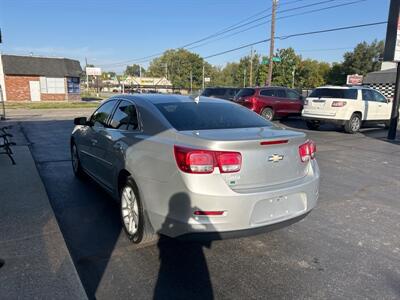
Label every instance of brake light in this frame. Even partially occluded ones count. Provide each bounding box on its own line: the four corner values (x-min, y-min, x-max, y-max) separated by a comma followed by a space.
260, 140, 288, 146
174, 146, 242, 174
298, 140, 317, 162
194, 211, 225, 216
332, 101, 347, 107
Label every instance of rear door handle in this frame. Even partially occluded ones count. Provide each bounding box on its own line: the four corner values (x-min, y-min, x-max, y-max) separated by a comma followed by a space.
91, 139, 98, 145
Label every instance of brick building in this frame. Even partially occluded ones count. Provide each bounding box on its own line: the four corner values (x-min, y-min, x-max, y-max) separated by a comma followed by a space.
0, 54, 82, 102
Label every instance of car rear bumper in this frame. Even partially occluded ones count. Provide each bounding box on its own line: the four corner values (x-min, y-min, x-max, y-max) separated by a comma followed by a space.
148, 160, 320, 239
302, 114, 347, 125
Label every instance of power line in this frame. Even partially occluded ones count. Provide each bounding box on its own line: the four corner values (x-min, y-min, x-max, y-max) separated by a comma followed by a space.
98, 0, 343, 67
204, 21, 387, 59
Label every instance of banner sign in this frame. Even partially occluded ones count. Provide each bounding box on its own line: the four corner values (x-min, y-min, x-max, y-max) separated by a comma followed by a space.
384, 0, 400, 62
86, 67, 102, 76
346, 74, 363, 86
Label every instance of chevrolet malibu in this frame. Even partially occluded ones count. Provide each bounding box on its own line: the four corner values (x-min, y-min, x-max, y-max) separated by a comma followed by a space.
71, 95, 319, 244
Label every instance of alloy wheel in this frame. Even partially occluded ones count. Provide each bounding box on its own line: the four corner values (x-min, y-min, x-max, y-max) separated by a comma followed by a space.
121, 186, 139, 235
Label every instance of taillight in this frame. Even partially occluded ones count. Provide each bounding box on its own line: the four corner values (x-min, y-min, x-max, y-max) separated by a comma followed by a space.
331, 101, 347, 107
174, 146, 242, 174
298, 140, 317, 162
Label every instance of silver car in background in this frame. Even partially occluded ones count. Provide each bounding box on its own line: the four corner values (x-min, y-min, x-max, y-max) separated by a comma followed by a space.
71, 95, 319, 244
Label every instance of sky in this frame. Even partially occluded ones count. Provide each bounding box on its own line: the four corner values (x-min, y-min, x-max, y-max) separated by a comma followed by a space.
0, 0, 391, 73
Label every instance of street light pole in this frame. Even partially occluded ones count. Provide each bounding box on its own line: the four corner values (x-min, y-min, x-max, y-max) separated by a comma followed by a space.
266, 0, 278, 86
250, 47, 254, 86
190, 70, 193, 94
388, 63, 400, 139
202, 63, 205, 90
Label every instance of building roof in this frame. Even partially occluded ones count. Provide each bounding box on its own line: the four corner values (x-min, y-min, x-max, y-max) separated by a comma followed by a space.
1, 54, 82, 77
363, 68, 396, 84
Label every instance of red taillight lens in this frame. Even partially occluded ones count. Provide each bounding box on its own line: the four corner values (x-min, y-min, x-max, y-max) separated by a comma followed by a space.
174, 146, 242, 174
217, 152, 242, 173
194, 211, 225, 216
299, 140, 317, 162
331, 101, 347, 107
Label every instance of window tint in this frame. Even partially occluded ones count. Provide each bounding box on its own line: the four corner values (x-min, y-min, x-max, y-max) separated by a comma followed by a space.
109, 100, 139, 130
227, 89, 238, 97
276, 89, 286, 98
236, 88, 255, 97
287, 90, 300, 100
372, 90, 387, 103
260, 89, 274, 96
362, 89, 374, 101
155, 102, 271, 131
202, 88, 225, 96
91, 100, 117, 128
310, 88, 358, 99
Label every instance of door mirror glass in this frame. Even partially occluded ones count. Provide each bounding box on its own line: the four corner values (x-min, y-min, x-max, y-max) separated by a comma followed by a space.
74, 117, 88, 126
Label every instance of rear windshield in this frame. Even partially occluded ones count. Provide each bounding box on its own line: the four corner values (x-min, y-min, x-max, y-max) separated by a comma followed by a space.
309, 88, 358, 99
202, 88, 225, 96
155, 102, 271, 131
236, 88, 255, 97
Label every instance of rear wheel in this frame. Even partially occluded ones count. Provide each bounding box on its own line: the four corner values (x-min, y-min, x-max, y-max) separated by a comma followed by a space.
344, 113, 361, 134
305, 120, 320, 130
120, 177, 157, 245
261, 107, 274, 121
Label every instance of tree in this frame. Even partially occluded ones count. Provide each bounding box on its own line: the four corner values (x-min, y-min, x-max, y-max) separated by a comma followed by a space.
326, 63, 347, 85
147, 49, 208, 89
271, 48, 301, 87
342, 40, 384, 76
297, 60, 330, 88
125, 64, 146, 77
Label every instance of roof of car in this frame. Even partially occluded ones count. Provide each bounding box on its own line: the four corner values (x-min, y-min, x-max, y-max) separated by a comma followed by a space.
108, 93, 229, 105
315, 85, 365, 90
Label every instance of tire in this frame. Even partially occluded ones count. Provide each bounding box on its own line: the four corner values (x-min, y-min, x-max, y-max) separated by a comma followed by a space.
261, 107, 274, 121
120, 177, 157, 245
305, 120, 320, 130
71, 142, 86, 179
344, 113, 361, 134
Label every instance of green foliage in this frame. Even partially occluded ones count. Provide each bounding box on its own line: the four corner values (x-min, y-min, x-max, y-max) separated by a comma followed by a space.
271, 48, 301, 87
124, 64, 146, 77
342, 40, 384, 75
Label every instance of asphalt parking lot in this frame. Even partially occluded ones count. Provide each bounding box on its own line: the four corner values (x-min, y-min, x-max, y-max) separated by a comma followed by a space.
9, 108, 400, 299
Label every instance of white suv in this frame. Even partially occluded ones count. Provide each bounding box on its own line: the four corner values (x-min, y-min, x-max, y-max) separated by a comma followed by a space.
302, 86, 392, 133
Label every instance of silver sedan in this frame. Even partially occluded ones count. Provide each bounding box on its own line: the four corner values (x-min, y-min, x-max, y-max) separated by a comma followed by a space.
71, 94, 319, 244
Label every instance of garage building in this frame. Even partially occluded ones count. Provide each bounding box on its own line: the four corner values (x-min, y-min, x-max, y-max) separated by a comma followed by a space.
0, 54, 82, 102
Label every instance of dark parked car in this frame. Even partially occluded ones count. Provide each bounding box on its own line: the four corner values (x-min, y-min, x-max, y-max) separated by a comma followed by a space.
234, 87, 304, 120
201, 87, 240, 101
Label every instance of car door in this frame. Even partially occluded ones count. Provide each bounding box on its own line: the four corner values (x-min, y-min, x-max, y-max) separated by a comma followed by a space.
259, 88, 280, 112
80, 99, 118, 185
103, 100, 141, 188
371, 90, 392, 120
285, 89, 303, 114
362, 89, 380, 120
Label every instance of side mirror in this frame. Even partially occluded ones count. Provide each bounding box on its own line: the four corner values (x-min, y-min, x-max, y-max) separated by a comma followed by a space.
74, 117, 89, 126
387, 98, 392, 103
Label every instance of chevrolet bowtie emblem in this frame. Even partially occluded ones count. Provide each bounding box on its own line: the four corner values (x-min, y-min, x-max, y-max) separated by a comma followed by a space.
268, 154, 284, 163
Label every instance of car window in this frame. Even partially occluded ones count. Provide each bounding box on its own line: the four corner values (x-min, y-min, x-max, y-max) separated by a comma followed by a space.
276, 89, 286, 98
90, 100, 117, 128
310, 88, 358, 99
287, 90, 300, 100
372, 90, 387, 103
227, 89, 238, 97
202, 88, 225, 97
260, 89, 274, 97
236, 88, 255, 97
109, 100, 139, 130
362, 89, 374, 101
155, 102, 271, 131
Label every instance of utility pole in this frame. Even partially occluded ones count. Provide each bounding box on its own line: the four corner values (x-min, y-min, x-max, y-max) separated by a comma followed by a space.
249, 47, 254, 86
85, 57, 89, 92
139, 64, 142, 78
243, 68, 247, 87
202, 63, 205, 90
266, 0, 278, 86
190, 70, 193, 94
292, 66, 296, 89
164, 63, 168, 79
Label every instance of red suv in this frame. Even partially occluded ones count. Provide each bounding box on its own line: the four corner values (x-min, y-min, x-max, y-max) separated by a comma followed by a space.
234, 87, 304, 120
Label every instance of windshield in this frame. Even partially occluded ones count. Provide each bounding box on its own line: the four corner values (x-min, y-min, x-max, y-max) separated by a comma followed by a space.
309, 88, 358, 99
155, 102, 271, 131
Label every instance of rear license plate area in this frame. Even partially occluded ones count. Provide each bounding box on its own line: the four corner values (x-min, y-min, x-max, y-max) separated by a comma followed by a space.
250, 193, 307, 225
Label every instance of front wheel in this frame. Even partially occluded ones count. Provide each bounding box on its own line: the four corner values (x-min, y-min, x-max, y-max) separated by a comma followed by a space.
71, 143, 85, 178
120, 177, 157, 245
344, 113, 361, 134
